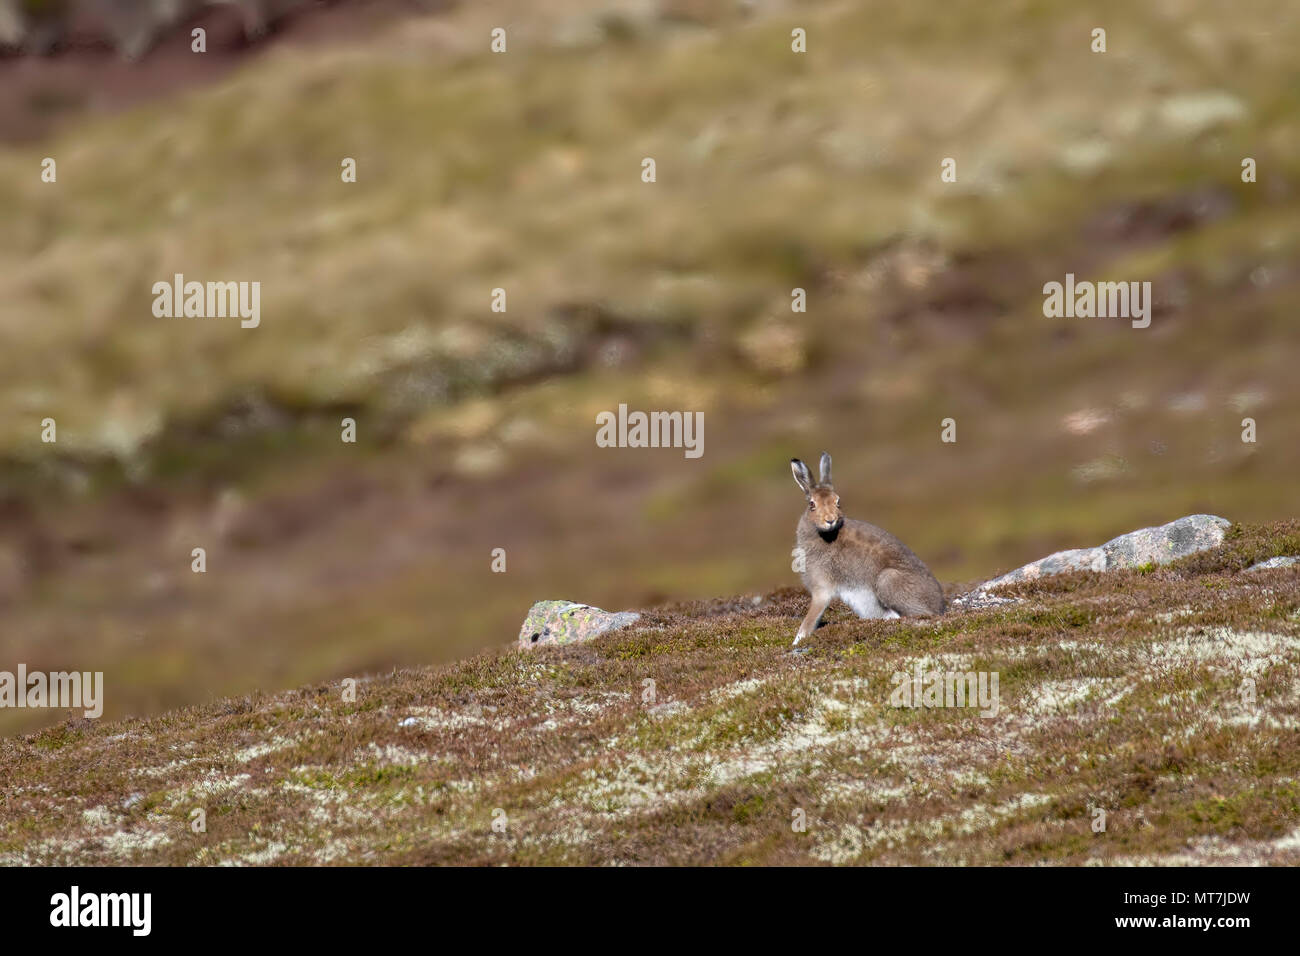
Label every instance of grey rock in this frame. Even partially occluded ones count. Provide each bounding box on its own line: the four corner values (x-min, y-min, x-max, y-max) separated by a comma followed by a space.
1245, 555, 1300, 572
518, 600, 640, 649
981, 515, 1230, 592
949, 591, 1023, 611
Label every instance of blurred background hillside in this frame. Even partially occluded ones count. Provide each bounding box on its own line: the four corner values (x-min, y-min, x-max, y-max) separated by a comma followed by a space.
1, 0, 1298, 735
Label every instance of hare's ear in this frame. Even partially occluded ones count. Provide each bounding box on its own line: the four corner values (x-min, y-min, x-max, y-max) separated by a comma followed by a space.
791, 459, 814, 496
818, 451, 833, 486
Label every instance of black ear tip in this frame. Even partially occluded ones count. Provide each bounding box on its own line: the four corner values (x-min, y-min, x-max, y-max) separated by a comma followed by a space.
790, 458, 799, 463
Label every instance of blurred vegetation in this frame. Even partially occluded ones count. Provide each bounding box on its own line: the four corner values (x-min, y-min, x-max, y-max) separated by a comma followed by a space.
1, 0, 1299, 733
4, 522, 1300, 864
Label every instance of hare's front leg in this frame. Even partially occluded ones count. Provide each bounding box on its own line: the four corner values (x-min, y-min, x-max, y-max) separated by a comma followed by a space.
794, 590, 833, 645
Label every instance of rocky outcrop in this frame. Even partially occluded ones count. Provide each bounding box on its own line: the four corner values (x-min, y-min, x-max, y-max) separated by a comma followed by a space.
521, 517, 1240, 637
518, 600, 640, 649
979, 514, 1230, 593
1245, 555, 1300, 572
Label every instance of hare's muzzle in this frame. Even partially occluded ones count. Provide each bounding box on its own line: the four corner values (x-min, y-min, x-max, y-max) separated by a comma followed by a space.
816, 515, 844, 534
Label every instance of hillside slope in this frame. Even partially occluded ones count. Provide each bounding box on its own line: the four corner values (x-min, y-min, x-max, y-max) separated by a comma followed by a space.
3, 521, 1298, 866
4, 0, 1300, 738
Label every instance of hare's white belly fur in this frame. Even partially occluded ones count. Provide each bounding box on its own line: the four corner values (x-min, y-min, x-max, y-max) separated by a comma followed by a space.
840, 586, 901, 620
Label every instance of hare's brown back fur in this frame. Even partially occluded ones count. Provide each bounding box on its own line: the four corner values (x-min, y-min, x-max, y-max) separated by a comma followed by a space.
796, 514, 944, 616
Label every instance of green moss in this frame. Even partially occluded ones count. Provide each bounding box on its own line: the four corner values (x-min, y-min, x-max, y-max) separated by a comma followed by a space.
1175, 521, 1300, 574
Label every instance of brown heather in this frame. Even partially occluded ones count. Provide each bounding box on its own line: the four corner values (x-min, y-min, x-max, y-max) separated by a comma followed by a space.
2, 521, 1298, 866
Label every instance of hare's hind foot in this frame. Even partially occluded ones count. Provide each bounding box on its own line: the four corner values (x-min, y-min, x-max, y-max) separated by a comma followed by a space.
876, 568, 945, 617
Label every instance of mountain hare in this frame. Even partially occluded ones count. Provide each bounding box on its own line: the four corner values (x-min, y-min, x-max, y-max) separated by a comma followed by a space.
790, 452, 943, 644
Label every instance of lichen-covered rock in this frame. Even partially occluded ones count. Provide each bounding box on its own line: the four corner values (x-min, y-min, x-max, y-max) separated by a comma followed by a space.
981, 515, 1230, 592
518, 600, 640, 649
947, 590, 1022, 611
1245, 555, 1300, 572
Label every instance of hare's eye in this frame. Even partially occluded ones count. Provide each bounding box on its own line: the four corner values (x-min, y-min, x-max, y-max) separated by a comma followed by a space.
809, 502, 815, 510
